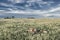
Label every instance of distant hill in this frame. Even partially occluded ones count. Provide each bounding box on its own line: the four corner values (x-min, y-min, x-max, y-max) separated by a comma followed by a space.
0, 13, 60, 18
0, 13, 44, 18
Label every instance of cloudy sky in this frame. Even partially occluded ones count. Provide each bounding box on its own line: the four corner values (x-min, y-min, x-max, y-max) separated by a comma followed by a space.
0, 0, 60, 17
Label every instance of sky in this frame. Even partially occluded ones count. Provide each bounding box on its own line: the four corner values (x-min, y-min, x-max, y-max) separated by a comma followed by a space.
0, 0, 60, 17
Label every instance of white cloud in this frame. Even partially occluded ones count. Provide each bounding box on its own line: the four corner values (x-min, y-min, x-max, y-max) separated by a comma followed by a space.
14, 0, 20, 3
0, 5, 60, 14
8, 0, 25, 3
0, 10, 5, 11
0, 3, 14, 8
43, 14, 60, 17
49, 7, 60, 12
0, 7, 60, 17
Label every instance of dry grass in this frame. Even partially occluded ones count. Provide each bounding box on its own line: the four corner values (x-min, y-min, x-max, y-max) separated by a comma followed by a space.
0, 18, 60, 40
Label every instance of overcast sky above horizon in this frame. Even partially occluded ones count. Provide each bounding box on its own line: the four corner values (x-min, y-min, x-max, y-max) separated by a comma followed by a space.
0, 0, 60, 17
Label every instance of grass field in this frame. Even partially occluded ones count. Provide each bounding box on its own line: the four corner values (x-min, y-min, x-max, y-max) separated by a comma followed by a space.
0, 18, 60, 40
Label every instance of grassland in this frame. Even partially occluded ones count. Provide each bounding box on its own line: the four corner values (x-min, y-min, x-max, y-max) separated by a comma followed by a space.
0, 18, 60, 40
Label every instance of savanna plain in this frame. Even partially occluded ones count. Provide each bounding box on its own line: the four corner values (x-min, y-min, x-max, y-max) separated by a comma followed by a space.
0, 18, 60, 40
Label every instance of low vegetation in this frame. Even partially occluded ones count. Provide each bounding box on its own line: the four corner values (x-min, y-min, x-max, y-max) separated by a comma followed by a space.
0, 18, 60, 40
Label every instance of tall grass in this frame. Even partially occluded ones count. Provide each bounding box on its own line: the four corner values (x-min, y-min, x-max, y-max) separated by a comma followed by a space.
0, 18, 60, 40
